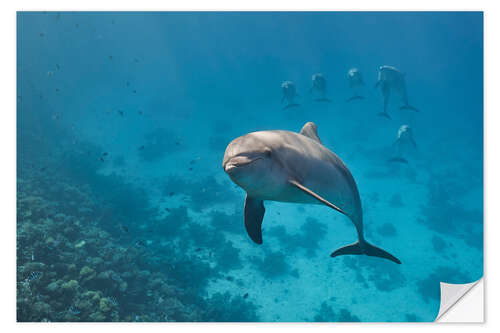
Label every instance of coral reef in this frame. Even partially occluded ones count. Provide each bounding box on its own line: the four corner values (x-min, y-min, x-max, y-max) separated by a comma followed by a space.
17, 153, 258, 322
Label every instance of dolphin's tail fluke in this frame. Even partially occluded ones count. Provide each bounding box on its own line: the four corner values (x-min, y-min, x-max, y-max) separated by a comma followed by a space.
346, 95, 364, 102
400, 104, 419, 112
330, 240, 401, 264
283, 103, 300, 110
377, 112, 391, 120
387, 157, 409, 164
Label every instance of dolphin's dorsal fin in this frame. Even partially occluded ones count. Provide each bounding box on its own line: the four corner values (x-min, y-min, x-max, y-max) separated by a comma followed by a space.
289, 179, 347, 216
244, 195, 265, 244
300, 122, 322, 144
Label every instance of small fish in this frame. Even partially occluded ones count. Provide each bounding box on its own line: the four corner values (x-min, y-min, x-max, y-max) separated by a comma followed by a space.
132, 90, 137, 94
102, 152, 108, 157
226, 276, 234, 282
169, 192, 175, 196
134, 58, 139, 63
55, 88, 60, 92
31, 252, 35, 261
138, 110, 143, 115
139, 145, 145, 150
68, 306, 80, 315
243, 293, 249, 299
118, 110, 124, 117
164, 208, 171, 212
40, 32, 45, 37
27, 271, 41, 282
55, 64, 60, 70
126, 81, 130, 87
135, 239, 146, 248
100, 157, 105, 162
188, 168, 193, 171
175, 141, 181, 146
189, 160, 196, 165
119, 224, 129, 233
109, 55, 113, 60
75, 23, 79, 28
195, 248, 202, 252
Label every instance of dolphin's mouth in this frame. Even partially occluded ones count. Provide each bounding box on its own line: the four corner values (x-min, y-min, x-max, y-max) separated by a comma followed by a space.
224, 156, 263, 173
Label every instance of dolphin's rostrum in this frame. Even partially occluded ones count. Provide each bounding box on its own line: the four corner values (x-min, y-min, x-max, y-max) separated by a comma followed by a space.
222, 122, 401, 264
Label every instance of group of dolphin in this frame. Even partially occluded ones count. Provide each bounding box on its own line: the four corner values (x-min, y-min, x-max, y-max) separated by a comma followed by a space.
221, 65, 422, 265
281, 65, 419, 120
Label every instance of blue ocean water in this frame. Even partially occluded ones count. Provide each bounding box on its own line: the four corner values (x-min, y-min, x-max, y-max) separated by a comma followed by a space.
17, 12, 483, 322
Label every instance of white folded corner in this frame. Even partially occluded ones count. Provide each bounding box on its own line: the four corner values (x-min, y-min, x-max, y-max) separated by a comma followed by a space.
435, 278, 484, 322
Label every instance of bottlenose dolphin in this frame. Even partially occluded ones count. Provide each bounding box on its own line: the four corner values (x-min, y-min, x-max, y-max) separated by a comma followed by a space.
375, 65, 419, 119
281, 80, 300, 109
388, 125, 417, 164
346, 68, 365, 102
222, 122, 401, 264
309, 73, 331, 102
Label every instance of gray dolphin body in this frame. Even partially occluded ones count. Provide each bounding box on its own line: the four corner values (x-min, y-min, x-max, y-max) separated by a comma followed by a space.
222, 122, 401, 264
281, 81, 300, 110
347, 68, 365, 102
375, 65, 419, 119
309, 73, 331, 102
388, 124, 417, 164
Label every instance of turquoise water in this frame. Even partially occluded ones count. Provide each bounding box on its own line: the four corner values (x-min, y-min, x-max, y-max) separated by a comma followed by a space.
17, 12, 483, 322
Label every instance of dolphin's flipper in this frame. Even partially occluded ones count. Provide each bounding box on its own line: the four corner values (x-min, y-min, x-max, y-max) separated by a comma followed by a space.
331, 240, 401, 264
410, 138, 417, 149
283, 103, 300, 110
400, 104, 419, 112
244, 195, 265, 244
289, 180, 347, 216
299, 122, 321, 144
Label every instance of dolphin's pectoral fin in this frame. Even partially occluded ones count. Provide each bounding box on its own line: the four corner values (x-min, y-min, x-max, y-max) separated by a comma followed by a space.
411, 138, 417, 149
244, 195, 265, 244
299, 122, 322, 144
288, 180, 347, 216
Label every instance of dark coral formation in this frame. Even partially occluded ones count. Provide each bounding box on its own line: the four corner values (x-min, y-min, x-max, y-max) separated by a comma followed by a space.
343, 256, 406, 292
162, 175, 238, 212
313, 301, 360, 322
267, 217, 327, 257
419, 173, 483, 251
250, 250, 299, 279
416, 266, 470, 303
376, 222, 397, 238
17, 152, 257, 322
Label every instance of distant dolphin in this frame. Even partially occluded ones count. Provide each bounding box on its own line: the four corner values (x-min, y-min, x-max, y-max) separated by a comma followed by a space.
309, 73, 331, 102
388, 124, 417, 164
375, 66, 419, 119
346, 68, 365, 102
222, 122, 401, 264
281, 81, 300, 109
